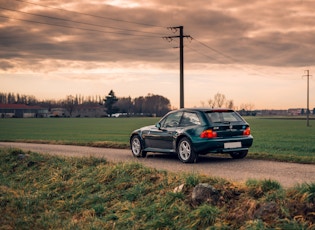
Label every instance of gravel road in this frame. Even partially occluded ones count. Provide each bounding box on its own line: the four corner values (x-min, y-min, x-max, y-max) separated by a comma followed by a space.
1, 142, 314, 188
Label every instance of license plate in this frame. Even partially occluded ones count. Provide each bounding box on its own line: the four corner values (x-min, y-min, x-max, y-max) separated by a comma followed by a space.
224, 142, 241, 149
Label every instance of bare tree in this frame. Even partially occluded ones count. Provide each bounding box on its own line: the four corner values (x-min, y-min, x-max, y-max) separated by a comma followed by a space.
240, 103, 255, 111
208, 99, 215, 108
63, 95, 76, 117
214, 93, 226, 108
225, 100, 234, 109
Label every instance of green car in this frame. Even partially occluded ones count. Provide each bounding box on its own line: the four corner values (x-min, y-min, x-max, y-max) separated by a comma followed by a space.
130, 108, 253, 163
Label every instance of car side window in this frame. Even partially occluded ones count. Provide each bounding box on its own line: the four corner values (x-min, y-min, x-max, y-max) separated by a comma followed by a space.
161, 111, 183, 128
180, 112, 201, 127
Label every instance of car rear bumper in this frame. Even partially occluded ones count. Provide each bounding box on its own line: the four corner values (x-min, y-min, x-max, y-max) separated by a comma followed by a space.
192, 135, 253, 154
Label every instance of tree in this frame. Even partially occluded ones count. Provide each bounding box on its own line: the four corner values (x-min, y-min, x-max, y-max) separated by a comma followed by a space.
143, 94, 171, 116
225, 100, 234, 109
133, 96, 145, 114
214, 93, 226, 108
104, 90, 118, 117
208, 99, 215, 108
63, 95, 76, 117
115, 96, 133, 114
208, 93, 227, 108
239, 103, 255, 111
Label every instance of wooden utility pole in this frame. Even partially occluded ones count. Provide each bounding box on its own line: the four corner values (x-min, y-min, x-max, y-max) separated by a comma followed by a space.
164, 26, 190, 108
303, 70, 311, 127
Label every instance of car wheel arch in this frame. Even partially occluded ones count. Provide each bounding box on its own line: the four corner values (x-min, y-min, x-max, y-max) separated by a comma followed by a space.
130, 134, 147, 158
175, 135, 194, 151
130, 134, 144, 147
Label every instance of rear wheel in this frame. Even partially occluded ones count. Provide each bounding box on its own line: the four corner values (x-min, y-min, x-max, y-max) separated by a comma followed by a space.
131, 135, 147, 158
230, 150, 248, 159
177, 137, 198, 163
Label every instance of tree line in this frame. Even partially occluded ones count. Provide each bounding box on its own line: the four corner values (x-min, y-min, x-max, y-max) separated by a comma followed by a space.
0, 91, 171, 117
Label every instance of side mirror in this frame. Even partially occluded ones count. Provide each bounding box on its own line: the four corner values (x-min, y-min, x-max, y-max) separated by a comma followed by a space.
155, 122, 161, 129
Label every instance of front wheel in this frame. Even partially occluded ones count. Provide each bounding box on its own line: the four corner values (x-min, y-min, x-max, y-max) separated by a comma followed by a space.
177, 137, 198, 163
230, 150, 248, 159
130, 135, 147, 158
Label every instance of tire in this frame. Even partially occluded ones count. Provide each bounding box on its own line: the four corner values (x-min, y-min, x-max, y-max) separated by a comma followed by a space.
177, 137, 197, 163
130, 135, 147, 158
230, 150, 248, 159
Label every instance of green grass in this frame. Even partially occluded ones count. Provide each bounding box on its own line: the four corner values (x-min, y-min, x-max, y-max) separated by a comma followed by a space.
0, 117, 158, 148
1, 148, 314, 229
0, 117, 314, 163
245, 117, 315, 163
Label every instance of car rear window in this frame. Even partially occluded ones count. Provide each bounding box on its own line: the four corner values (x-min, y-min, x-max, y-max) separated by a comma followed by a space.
206, 111, 244, 123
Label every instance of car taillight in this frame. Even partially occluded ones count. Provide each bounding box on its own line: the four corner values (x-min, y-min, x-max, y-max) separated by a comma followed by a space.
243, 127, 251, 136
200, 129, 217, 138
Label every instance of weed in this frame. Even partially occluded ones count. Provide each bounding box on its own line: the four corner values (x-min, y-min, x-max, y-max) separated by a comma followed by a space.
242, 219, 267, 229
185, 173, 200, 187
188, 204, 219, 228
261, 179, 282, 192
246, 179, 282, 199
296, 183, 315, 203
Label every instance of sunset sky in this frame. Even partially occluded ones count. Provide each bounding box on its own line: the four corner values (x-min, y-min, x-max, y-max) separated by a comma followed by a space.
1, 0, 314, 109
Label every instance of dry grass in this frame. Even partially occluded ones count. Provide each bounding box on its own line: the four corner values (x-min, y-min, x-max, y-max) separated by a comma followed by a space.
1, 148, 314, 229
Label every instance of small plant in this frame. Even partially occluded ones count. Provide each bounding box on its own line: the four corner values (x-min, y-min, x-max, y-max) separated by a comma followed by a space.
92, 204, 105, 217
299, 183, 315, 203
188, 204, 219, 228
185, 173, 200, 187
246, 179, 282, 199
242, 219, 267, 230
261, 179, 282, 192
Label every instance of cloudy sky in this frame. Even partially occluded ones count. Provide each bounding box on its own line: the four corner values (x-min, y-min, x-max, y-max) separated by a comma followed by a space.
1, 0, 314, 109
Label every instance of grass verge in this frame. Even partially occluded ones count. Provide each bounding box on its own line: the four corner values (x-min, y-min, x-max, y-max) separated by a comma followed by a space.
1, 148, 314, 229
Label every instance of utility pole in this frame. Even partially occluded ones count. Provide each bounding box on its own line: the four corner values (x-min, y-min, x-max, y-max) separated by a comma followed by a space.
164, 26, 191, 108
303, 70, 311, 127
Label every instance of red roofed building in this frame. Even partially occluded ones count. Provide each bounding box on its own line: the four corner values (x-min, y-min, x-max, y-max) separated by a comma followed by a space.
0, 104, 49, 118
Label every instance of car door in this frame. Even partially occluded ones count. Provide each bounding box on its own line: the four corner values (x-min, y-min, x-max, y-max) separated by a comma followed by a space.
145, 111, 183, 150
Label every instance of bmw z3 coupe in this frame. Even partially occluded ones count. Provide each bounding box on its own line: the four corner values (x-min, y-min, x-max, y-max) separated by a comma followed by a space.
130, 108, 253, 163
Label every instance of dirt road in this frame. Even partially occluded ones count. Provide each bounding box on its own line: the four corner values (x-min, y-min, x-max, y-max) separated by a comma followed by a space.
1, 142, 314, 188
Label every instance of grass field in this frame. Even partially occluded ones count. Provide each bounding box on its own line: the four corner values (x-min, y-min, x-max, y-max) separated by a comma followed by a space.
0, 117, 314, 163
0, 117, 158, 146
245, 117, 315, 163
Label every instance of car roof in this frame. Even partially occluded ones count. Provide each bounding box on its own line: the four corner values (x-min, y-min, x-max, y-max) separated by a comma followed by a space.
178, 108, 234, 113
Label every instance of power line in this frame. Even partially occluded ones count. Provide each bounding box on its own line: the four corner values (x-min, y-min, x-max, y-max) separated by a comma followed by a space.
13, 0, 166, 28
0, 15, 161, 38
191, 37, 239, 63
185, 45, 230, 63
0, 6, 166, 36
189, 37, 292, 80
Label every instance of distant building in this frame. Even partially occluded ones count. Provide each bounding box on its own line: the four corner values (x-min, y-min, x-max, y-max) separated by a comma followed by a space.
71, 105, 106, 117
50, 108, 66, 117
0, 104, 49, 118
288, 108, 303, 116
259, 110, 288, 116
